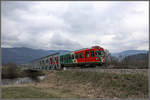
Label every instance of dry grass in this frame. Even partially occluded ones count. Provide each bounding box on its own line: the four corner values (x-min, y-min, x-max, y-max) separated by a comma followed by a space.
2, 69, 148, 98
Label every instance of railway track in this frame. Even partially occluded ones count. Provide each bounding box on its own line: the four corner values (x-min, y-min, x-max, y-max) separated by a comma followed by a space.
65, 67, 148, 74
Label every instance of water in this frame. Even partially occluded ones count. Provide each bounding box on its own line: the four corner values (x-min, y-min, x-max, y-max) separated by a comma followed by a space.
2, 76, 45, 85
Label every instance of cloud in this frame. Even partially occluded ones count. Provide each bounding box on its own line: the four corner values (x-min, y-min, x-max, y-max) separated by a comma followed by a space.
49, 33, 82, 50
1, 1, 149, 52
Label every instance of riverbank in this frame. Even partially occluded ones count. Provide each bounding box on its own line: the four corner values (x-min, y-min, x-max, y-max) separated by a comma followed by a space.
2, 76, 45, 85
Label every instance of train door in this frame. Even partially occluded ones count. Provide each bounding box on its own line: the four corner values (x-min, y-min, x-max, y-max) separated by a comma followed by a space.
85, 50, 90, 63
80, 52, 84, 63
77, 52, 84, 63
89, 49, 95, 62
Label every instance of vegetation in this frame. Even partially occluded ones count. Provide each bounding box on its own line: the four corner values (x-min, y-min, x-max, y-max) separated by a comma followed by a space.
2, 63, 20, 79
104, 50, 148, 69
54, 70, 148, 98
2, 63, 45, 79
2, 70, 148, 98
24, 69, 45, 81
1, 51, 148, 98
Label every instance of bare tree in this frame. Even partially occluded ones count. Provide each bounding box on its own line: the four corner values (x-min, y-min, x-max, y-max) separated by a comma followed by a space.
104, 49, 112, 67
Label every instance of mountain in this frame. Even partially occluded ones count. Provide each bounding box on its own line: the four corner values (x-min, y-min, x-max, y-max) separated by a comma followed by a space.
2, 47, 148, 65
111, 50, 148, 58
121, 53, 148, 68
2, 47, 70, 65
123, 53, 148, 61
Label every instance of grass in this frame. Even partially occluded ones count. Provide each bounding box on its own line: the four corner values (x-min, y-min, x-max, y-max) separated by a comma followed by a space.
54, 70, 148, 98
2, 86, 56, 98
2, 85, 80, 98
2, 70, 148, 98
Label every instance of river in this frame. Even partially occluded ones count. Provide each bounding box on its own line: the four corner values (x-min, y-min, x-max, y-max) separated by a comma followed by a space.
2, 76, 45, 85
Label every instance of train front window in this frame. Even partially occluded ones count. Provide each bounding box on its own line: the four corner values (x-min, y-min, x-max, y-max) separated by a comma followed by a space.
101, 51, 105, 56
95, 51, 104, 56
95, 51, 99, 56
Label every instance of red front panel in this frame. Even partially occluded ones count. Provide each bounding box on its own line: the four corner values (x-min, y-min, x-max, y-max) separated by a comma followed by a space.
74, 47, 105, 64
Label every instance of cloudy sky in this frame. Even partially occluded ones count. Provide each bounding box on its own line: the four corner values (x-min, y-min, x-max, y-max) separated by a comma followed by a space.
1, 1, 149, 53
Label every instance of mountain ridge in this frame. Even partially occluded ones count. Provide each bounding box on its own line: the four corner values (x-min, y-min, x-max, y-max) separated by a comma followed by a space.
2, 47, 148, 65
111, 50, 148, 57
2, 47, 70, 65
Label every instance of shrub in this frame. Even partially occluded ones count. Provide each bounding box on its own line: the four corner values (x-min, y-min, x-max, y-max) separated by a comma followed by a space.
23, 69, 45, 82
2, 63, 45, 80
2, 63, 20, 79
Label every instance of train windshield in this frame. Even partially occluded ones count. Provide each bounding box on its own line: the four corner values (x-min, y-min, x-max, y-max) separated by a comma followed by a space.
95, 51, 105, 56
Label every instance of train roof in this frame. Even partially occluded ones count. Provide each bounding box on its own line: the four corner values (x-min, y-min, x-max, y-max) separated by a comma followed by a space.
73, 46, 104, 52
30, 52, 60, 63
29, 46, 104, 63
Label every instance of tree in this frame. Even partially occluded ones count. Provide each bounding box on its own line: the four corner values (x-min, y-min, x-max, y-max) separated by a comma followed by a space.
104, 49, 112, 67
2, 63, 19, 79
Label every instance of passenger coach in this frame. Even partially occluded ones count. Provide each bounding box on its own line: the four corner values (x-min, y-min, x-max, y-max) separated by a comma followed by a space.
28, 46, 106, 70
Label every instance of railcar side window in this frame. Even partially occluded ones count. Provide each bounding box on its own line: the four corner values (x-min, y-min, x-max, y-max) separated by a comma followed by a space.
62, 56, 63, 61
67, 55, 69, 60
69, 55, 71, 60
65, 56, 67, 60
80, 53, 83, 58
85, 51, 89, 58
75, 54, 78, 59
50, 58, 52, 63
46, 59, 48, 63
72, 54, 74, 59
66, 56, 68, 60
78, 54, 80, 59
64, 56, 66, 61
55, 57, 58, 62
42, 60, 45, 64
60, 56, 62, 61
91, 50, 94, 57
63, 56, 65, 61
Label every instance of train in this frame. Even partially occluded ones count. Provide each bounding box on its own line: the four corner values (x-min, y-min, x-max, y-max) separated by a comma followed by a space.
28, 46, 106, 70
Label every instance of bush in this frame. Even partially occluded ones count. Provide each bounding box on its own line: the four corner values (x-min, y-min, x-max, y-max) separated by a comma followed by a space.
2, 63, 45, 80
23, 69, 45, 81
2, 63, 20, 79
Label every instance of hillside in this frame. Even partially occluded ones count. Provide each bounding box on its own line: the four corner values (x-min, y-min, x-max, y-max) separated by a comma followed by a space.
2, 47, 70, 65
2, 47, 148, 65
112, 50, 148, 58
124, 53, 148, 61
